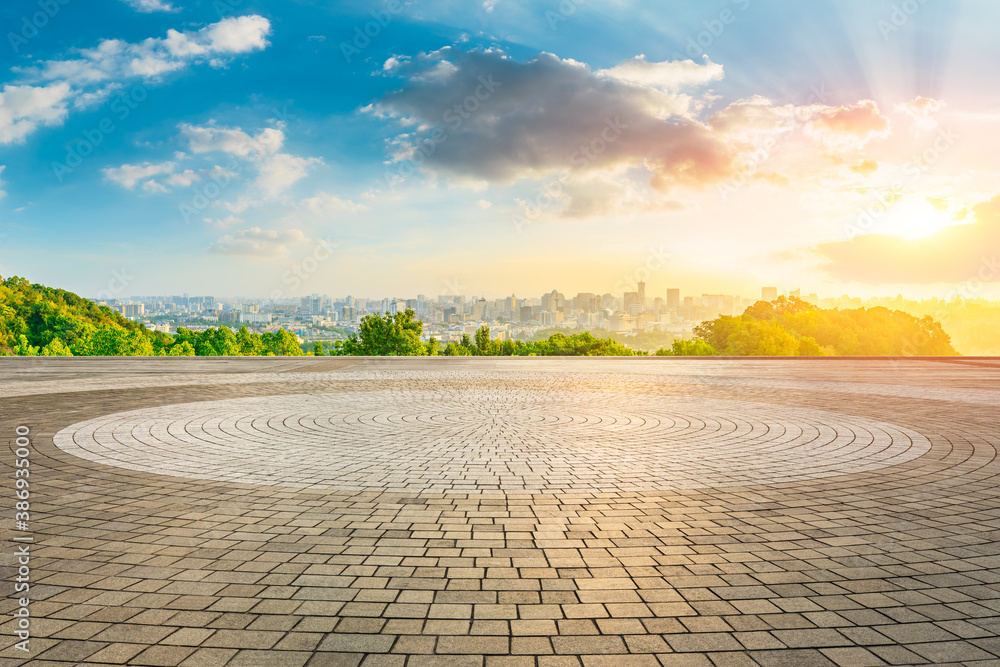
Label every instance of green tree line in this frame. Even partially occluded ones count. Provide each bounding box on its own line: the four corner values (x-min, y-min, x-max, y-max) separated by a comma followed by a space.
328, 310, 641, 357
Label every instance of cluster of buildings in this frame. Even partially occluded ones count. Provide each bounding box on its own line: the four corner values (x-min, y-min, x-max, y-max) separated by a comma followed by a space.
97, 284, 801, 344
100, 285, 969, 348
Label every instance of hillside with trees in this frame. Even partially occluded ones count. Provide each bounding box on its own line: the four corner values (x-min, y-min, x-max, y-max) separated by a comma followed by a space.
0, 275, 303, 357
656, 296, 958, 356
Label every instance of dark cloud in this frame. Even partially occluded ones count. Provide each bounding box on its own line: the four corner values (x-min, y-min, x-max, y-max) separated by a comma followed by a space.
372, 49, 737, 190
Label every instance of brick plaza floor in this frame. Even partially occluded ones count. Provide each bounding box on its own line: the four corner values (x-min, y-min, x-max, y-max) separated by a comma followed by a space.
2, 356, 1000, 666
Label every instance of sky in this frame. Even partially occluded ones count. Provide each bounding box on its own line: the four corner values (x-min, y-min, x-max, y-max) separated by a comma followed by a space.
1, 0, 999, 301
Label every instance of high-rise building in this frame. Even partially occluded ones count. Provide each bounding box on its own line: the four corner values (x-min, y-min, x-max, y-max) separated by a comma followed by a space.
473, 298, 487, 320
637, 281, 646, 310
541, 290, 565, 312
624, 291, 641, 314
666, 288, 680, 311
762, 286, 778, 301
118, 303, 144, 318
573, 293, 599, 313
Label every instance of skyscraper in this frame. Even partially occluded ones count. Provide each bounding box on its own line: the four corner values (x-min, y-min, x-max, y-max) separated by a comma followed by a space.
624, 291, 641, 314
666, 288, 680, 311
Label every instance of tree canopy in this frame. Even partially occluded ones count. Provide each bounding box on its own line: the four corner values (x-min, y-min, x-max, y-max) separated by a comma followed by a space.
658, 296, 958, 356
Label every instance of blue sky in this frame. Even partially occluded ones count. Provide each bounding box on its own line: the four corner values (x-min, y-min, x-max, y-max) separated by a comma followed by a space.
1, 0, 999, 300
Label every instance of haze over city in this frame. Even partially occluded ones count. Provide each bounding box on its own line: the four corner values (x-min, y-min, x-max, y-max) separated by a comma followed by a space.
0, 0, 998, 300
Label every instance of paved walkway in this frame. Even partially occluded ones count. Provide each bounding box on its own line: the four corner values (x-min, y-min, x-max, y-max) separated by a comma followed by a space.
2, 358, 1000, 666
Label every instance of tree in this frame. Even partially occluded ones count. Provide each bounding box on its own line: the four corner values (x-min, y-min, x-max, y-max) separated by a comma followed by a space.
341, 309, 425, 356
40, 338, 73, 356
722, 320, 798, 356
475, 325, 492, 355
313, 341, 325, 356
426, 337, 440, 356
236, 326, 262, 356
74, 324, 154, 356
263, 329, 304, 356
655, 339, 717, 356
13, 335, 38, 356
168, 341, 196, 356
797, 336, 825, 356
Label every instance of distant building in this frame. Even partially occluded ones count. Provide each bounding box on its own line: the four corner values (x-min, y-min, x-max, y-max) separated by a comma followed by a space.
762, 286, 778, 301
666, 288, 680, 311
573, 293, 599, 313
541, 290, 565, 312
118, 303, 144, 318
624, 291, 641, 314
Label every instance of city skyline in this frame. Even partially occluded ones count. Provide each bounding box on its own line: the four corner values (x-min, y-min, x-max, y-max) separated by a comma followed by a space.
1, 1, 999, 299
88, 279, 998, 356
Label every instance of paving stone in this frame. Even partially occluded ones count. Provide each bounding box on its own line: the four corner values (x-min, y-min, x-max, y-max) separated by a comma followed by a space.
7, 357, 1000, 665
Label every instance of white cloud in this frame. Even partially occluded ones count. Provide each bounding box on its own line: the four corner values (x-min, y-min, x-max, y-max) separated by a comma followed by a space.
0, 83, 72, 144
222, 197, 261, 214
209, 227, 309, 257
301, 192, 368, 215
896, 96, 943, 132
20, 16, 271, 86
202, 215, 243, 228
475, 199, 492, 209
255, 153, 322, 199
200, 15, 272, 54
597, 55, 724, 91
1, 17, 271, 145
181, 122, 284, 158
121, 0, 177, 12
102, 161, 176, 189
804, 99, 891, 152
164, 169, 200, 187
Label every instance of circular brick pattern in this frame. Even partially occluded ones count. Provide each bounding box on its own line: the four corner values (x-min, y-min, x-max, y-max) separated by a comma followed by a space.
53, 388, 931, 492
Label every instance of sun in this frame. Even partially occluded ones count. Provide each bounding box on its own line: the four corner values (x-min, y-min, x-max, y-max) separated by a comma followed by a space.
880, 197, 954, 240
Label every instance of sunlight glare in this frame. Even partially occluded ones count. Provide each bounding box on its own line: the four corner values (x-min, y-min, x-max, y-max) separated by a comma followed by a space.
880, 197, 954, 240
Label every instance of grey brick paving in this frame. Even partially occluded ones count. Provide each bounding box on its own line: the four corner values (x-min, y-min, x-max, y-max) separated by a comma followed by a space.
52, 391, 931, 493
0, 357, 999, 667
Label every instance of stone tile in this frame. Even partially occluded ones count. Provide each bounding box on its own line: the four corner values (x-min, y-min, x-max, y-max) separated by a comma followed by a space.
10, 358, 1000, 667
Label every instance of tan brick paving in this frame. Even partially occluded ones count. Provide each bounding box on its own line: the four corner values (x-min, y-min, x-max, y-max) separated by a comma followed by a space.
1, 357, 999, 666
